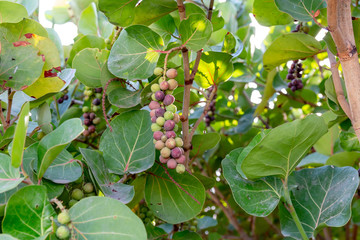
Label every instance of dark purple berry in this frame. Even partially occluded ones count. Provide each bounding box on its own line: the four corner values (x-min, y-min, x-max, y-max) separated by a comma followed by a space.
155, 91, 165, 101
58, 98, 64, 104
84, 119, 91, 126
171, 147, 182, 159
155, 108, 166, 117
164, 120, 175, 131
286, 74, 294, 80
88, 125, 96, 133
89, 113, 96, 120
92, 98, 101, 106
291, 86, 297, 92
95, 88, 103, 93
166, 131, 176, 139
163, 95, 175, 106
83, 113, 90, 119
63, 95, 69, 100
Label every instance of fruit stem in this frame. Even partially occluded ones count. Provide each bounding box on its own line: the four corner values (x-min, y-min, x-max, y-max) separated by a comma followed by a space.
50, 197, 66, 212
283, 178, 308, 240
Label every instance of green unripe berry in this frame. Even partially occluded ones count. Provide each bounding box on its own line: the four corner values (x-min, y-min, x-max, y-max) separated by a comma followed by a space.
85, 86, 91, 90
84, 95, 89, 101
175, 137, 183, 147
158, 77, 166, 84
165, 90, 173, 95
160, 147, 171, 158
153, 139, 157, 144
173, 124, 179, 132
83, 183, 94, 193
153, 67, 163, 76
151, 123, 162, 132
190, 226, 196, 231
82, 106, 90, 113
92, 106, 100, 112
37, 132, 45, 140
92, 117, 101, 125
95, 93, 102, 99
176, 164, 186, 174
156, 117, 165, 126
151, 83, 160, 93
146, 211, 154, 217
71, 188, 84, 200
144, 218, 151, 223
140, 213, 146, 218
58, 210, 71, 225
166, 104, 177, 113
151, 93, 157, 101
207, 111, 213, 116
85, 192, 96, 197
140, 207, 148, 213
164, 111, 174, 120
302, 25, 310, 33
56, 226, 70, 239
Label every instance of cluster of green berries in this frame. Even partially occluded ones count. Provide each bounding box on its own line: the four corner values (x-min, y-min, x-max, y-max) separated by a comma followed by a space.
286, 60, 304, 92
150, 67, 186, 174
182, 218, 198, 232
82, 87, 102, 113
56, 210, 71, 239
139, 206, 155, 224
205, 86, 216, 127
68, 183, 95, 207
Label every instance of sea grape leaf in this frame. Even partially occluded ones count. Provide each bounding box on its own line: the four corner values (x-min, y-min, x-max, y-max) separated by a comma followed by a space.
108, 25, 164, 80
275, 0, 326, 22
145, 164, 205, 224
241, 115, 327, 179
99, 110, 154, 175
280, 166, 359, 239
253, 0, 293, 26
11, 102, 29, 168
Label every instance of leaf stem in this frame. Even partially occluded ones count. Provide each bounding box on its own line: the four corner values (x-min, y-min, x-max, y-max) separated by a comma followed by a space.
283, 178, 308, 240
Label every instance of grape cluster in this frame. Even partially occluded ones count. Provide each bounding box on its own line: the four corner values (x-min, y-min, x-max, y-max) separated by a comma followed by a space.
57, 94, 69, 104
139, 205, 155, 224
56, 210, 72, 239
68, 182, 95, 207
82, 87, 103, 137
286, 60, 304, 92
150, 67, 186, 174
204, 86, 216, 127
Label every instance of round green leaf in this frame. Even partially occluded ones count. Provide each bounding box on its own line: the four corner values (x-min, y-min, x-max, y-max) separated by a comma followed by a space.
2, 185, 56, 240
68, 35, 106, 66
179, 14, 213, 51
78, 3, 98, 36
280, 166, 359, 239
190, 133, 220, 157
145, 164, 205, 224
108, 87, 141, 109
0, 153, 24, 194
0, 2, 28, 23
99, 110, 155, 175
69, 197, 146, 240
193, 51, 234, 88
108, 25, 164, 80
326, 151, 360, 167
73, 48, 115, 88
253, 0, 292, 26
263, 33, 322, 70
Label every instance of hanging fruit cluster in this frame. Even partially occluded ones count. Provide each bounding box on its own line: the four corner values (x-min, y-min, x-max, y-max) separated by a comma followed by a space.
82, 87, 103, 137
286, 60, 304, 92
68, 182, 95, 207
205, 86, 216, 127
149, 67, 186, 174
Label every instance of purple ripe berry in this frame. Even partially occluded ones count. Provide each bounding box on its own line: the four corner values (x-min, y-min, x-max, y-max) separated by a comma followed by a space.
92, 98, 101, 106
155, 91, 165, 101
63, 95, 69, 100
151, 116, 157, 123
164, 120, 175, 131
171, 147, 182, 159
160, 81, 169, 91
176, 155, 186, 164
89, 113, 96, 120
84, 119, 91, 126
167, 159, 177, 169
160, 156, 169, 164
155, 108, 166, 117
166, 131, 176, 139
153, 131, 163, 141
149, 101, 160, 110
163, 95, 175, 106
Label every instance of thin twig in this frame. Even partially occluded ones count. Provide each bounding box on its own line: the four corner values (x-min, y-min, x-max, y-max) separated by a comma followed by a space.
103, 78, 117, 131
327, 48, 352, 119
6, 89, 14, 126
110, 27, 123, 48
0, 100, 6, 128
264, 217, 283, 236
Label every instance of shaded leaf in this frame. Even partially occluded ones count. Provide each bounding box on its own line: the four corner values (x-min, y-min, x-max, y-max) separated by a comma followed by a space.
275, 0, 326, 22
0, 153, 24, 194
11, 102, 29, 168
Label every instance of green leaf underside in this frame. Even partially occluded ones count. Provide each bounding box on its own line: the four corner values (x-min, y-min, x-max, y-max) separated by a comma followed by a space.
275, 0, 326, 22
223, 148, 282, 217
280, 166, 359, 239
99, 110, 154, 175
80, 149, 135, 204
263, 33, 322, 70
241, 115, 327, 179
145, 164, 205, 224
108, 25, 164, 80
69, 197, 147, 240
2, 185, 55, 240
0, 153, 24, 194
11, 102, 29, 168
37, 119, 84, 180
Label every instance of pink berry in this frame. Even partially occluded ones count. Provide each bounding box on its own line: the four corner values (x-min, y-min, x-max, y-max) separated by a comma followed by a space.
166, 131, 176, 139
168, 79, 178, 90
155, 91, 165, 101
160, 81, 169, 91
165, 138, 176, 149
160, 156, 169, 164
163, 95, 175, 106
153, 131, 163, 141
176, 155, 186, 164
155, 141, 165, 150
173, 113, 180, 123
151, 116, 157, 123
171, 147, 182, 159
150, 110, 156, 118
155, 108, 165, 117
166, 69, 178, 79
149, 101, 160, 110
167, 159, 177, 169
161, 147, 171, 158
164, 120, 175, 131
